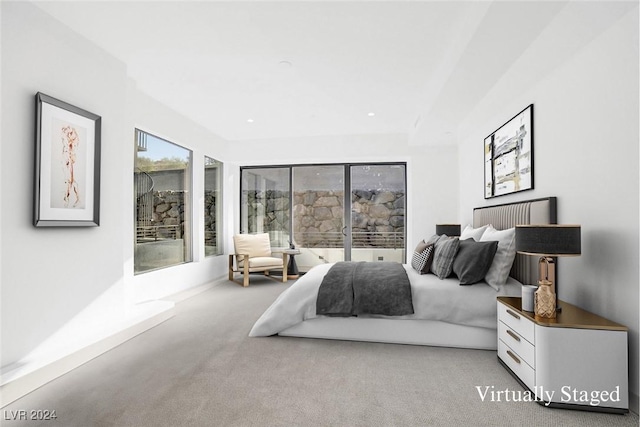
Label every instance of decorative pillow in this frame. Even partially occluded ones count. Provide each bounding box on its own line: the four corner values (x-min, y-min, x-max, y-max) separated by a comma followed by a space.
460, 224, 489, 241
411, 240, 428, 271
430, 236, 460, 279
411, 243, 435, 274
453, 239, 499, 285
480, 226, 517, 291
424, 234, 442, 245
413, 240, 429, 254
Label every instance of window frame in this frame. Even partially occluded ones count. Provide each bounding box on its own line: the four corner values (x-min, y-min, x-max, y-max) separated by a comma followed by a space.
134, 128, 193, 274
204, 155, 224, 257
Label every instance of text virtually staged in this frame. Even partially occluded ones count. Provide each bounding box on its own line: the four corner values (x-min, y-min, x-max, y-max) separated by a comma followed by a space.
476, 385, 623, 407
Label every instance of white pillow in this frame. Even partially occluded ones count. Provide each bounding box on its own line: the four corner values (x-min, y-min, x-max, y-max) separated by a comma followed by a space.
480, 226, 516, 291
460, 224, 489, 241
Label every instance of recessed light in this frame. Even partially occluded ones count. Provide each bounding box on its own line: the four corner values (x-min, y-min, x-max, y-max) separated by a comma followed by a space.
278, 60, 292, 69
368, 112, 375, 117
247, 119, 254, 123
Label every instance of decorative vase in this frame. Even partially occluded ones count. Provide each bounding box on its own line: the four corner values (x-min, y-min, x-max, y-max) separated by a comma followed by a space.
535, 280, 556, 319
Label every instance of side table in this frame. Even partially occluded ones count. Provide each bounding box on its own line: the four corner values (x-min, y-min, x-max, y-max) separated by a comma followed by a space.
283, 249, 301, 279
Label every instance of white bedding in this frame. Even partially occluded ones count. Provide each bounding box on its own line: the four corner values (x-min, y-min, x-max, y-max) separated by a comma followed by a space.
249, 263, 522, 337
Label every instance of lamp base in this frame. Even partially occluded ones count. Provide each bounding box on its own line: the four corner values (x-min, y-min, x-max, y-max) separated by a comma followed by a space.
534, 280, 556, 319
538, 257, 556, 294
537, 257, 562, 313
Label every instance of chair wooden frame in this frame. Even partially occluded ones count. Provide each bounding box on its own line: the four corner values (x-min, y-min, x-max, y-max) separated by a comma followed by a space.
228, 252, 288, 287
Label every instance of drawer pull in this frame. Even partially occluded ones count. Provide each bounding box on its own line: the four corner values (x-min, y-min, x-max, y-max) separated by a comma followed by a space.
506, 329, 521, 342
506, 350, 521, 364
506, 309, 520, 320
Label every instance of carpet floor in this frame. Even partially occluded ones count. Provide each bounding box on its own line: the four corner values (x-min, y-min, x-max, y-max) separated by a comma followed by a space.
3, 277, 638, 426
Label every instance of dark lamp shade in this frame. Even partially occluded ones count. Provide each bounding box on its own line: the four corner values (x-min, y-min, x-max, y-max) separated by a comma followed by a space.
515, 225, 581, 256
436, 224, 461, 237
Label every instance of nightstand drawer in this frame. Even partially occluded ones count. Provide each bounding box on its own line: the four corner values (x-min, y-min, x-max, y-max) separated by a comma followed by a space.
498, 321, 535, 367
497, 301, 534, 344
498, 339, 535, 390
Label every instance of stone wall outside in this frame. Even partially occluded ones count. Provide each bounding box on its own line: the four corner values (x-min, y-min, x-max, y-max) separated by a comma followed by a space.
149, 190, 185, 239
245, 189, 405, 248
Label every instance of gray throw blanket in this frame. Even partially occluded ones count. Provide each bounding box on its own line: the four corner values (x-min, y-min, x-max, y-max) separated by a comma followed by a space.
316, 262, 414, 317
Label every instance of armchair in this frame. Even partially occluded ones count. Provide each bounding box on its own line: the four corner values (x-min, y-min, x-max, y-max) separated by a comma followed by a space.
228, 233, 288, 287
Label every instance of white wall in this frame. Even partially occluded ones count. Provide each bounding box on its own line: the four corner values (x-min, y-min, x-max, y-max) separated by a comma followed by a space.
1, 1, 128, 369
0, 2, 232, 380
457, 7, 639, 409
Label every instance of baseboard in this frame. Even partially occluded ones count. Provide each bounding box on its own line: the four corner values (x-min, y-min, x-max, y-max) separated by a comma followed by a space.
162, 275, 226, 303
0, 303, 175, 408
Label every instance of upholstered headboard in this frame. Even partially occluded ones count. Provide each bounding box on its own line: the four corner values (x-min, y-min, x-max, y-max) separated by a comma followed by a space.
472, 197, 557, 285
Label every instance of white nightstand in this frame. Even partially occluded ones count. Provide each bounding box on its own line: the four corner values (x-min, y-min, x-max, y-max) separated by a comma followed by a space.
497, 296, 629, 413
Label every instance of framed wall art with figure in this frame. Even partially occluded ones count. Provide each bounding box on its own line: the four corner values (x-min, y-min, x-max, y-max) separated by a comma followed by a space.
34, 92, 101, 227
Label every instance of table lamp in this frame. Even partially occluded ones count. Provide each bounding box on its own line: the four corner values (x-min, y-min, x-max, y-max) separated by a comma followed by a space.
515, 225, 581, 318
435, 224, 461, 237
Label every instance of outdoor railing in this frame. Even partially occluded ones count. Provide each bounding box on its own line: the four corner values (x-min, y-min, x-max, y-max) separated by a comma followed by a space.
293, 231, 404, 249
136, 225, 182, 242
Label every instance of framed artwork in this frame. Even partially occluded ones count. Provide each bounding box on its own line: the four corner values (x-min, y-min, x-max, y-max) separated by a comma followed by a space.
484, 104, 533, 199
34, 92, 101, 226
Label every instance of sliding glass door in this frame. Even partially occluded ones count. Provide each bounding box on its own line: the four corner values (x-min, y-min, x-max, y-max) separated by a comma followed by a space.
292, 165, 345, 269
241, 163, 406, 272
350, 164, 406, 263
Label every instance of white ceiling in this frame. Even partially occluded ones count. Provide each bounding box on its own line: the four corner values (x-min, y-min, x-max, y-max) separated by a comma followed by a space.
33, 1, 635, 144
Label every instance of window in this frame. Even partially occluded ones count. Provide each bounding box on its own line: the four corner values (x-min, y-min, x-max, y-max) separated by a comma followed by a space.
241, 163, 406, 272
134, 130, 192, 274
204, 156, 223, 256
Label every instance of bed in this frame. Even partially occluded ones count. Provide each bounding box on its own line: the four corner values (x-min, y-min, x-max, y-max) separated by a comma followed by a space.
249, 197, 557, 350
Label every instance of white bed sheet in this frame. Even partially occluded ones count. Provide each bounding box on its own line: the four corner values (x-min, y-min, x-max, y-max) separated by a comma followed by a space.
249, 263, 522, 337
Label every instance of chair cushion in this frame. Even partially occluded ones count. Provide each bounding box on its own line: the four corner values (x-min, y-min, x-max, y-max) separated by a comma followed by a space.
234, 233, 272, 258
239, 257, 284, 269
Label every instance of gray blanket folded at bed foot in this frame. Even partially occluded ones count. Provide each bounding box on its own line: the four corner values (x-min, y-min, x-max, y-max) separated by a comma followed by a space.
316, 262, 414, 317
353, 261, 414, 316
316, 262, 357, 317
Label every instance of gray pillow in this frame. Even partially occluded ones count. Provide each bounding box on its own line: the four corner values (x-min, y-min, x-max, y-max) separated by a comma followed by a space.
453, 239, 499, 285
424, 234, 442, 246
430, 237, 460, 279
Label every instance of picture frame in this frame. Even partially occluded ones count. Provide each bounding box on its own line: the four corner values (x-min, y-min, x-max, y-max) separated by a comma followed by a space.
484, 104, 533, 199
34, 92, 101, 226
